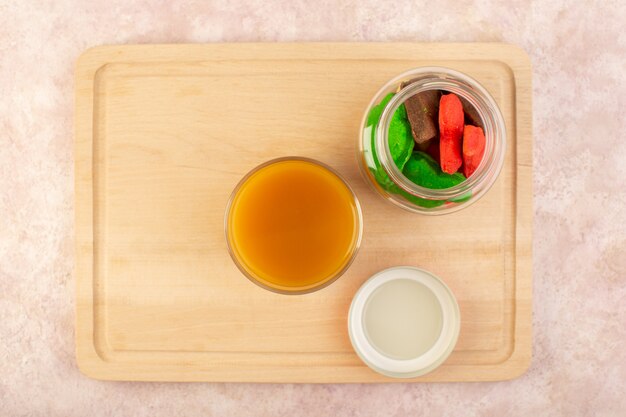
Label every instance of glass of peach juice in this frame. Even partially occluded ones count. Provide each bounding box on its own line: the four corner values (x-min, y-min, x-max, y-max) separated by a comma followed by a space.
225, 157, 363, 294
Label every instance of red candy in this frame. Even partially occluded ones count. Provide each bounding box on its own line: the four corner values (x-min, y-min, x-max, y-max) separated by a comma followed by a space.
462, 125, 486, 178
438, 94, 464, 174
426, 139, 440, 163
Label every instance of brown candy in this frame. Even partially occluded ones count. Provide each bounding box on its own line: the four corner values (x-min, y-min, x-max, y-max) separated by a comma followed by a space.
459, 96, 484, 129
404, 90, 441, 145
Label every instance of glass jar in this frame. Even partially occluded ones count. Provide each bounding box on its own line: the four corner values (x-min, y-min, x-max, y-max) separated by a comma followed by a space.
358, 67, 506, 215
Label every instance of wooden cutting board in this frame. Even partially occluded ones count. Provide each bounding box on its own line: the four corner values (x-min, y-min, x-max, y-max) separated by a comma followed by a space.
75, 43, 532, 382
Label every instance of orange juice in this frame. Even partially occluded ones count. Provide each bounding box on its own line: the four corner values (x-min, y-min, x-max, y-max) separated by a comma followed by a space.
226, 158, 362, 293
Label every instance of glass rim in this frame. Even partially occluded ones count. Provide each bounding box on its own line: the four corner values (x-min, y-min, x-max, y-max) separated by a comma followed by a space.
224, 156, 363, 295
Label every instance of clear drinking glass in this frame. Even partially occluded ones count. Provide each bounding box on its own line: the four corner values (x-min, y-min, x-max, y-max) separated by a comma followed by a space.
225, 157, 363, 294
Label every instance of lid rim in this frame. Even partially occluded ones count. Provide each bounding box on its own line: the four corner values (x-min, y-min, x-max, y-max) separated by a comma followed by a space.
348, 266, 461, 378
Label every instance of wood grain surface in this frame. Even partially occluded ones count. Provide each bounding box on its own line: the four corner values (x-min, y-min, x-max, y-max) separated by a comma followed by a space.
75, 43, 532, 382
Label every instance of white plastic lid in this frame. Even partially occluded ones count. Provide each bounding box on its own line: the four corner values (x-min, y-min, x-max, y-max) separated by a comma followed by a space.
348, 266, 461, 378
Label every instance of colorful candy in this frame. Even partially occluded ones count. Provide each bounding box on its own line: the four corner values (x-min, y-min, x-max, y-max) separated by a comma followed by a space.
388, 103, 415, 170
403, 151, 466, 190
404, 90, 440, 146
367, 88, 488, 208
366, 93, 414, 191
462, 125, 486, 178
438, 94, 464, 174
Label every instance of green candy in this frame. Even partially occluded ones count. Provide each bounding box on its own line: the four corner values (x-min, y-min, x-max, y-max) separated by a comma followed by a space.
371, 164, 395, 191
402, 151, 466, 189
388, 104, 414, 170
396, 152, 469, 208
367, 92, 395, 126
366, 93, 394, 191
366, 93, 414, 191
366, 97, 469, 209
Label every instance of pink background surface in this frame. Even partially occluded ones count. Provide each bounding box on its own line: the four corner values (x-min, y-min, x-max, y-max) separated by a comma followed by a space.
1, 1, 625, 415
